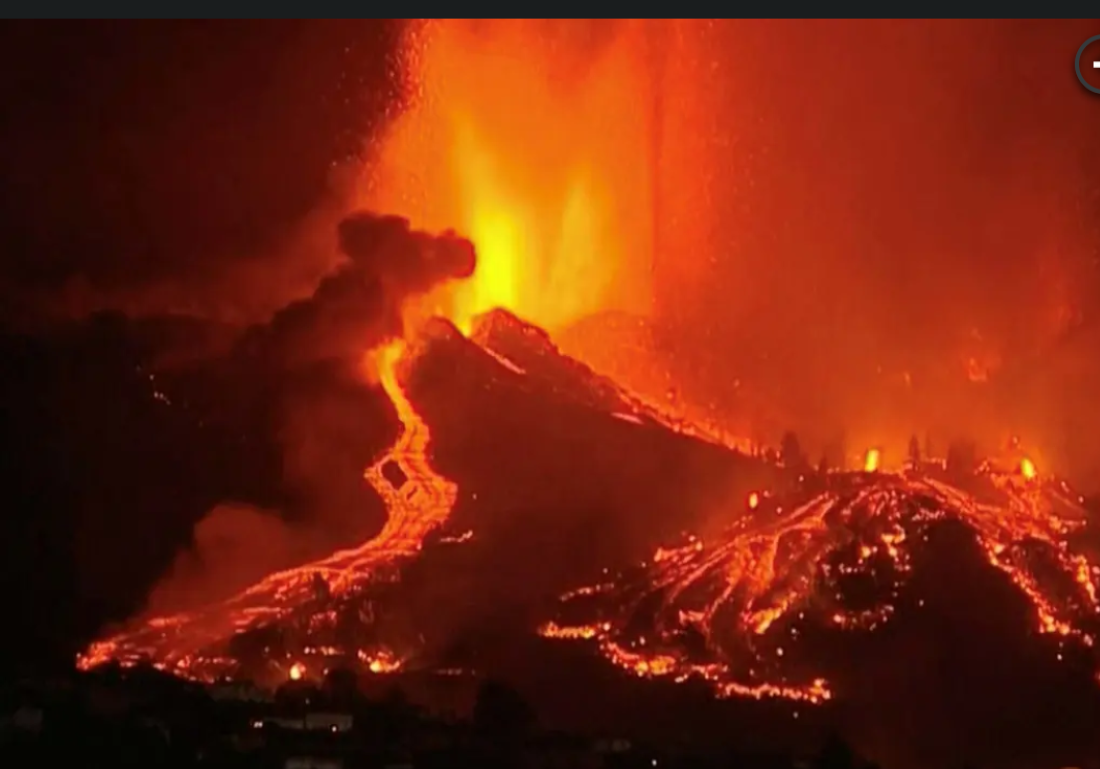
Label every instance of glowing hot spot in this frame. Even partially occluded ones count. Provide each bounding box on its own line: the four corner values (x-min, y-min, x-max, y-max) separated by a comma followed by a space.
363, 20, 656, 340
864, 449, 881, 473
1020, 457, 1037, 480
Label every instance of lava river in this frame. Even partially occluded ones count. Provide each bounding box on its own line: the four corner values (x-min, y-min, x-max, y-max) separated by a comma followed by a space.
74, 308, 735, 682
77, 338, 457, 680
76, 324, 1100, 708
540, 463, 1100, 704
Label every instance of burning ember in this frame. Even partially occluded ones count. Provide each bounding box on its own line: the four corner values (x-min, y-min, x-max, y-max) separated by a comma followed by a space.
863, 448, 881, 473
1021, 456, 1037, 480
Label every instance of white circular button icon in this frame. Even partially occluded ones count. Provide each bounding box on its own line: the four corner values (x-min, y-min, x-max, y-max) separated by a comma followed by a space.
1076, 35, 1100, 95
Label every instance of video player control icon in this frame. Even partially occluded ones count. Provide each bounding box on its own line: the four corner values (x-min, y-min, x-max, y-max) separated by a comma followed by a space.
1076, 35, 1100, 94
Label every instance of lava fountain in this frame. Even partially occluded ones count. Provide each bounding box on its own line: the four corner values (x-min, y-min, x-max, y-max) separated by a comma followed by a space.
360, 19, 659, 337
362, 20, 750, 446
78, 20, 701, 678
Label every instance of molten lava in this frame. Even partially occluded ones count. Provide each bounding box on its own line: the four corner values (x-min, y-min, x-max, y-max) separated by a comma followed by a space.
74, 21, 1100, 720
363, 20, 655, 338
540, 461, 1100, 703
75, 21, 732, 679
360, 339, 459, 562
864, 448, 881, 473
78, 339, 457, 679
1021, 456, 1037, 480
78, 304, 1100, 710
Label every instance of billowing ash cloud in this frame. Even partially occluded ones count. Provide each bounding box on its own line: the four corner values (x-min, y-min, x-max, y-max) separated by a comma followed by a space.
146, 212, 477, 614
337, 212, 476, 291
239, 212, 475, 368
143, 503, 299, 617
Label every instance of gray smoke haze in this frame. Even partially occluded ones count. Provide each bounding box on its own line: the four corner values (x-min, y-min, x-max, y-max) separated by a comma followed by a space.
144, 212, 476, 614
239, 212, 475, 367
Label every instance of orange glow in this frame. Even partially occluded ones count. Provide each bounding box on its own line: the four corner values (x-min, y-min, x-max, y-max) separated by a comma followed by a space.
864, 448, 881, 473
76, 340, 458, 680
544, 462, 1100, 703
363, 20, 656, 337
359, 648, 402, 674
1020, 456, 1037, 480
69, 22, 1100, 709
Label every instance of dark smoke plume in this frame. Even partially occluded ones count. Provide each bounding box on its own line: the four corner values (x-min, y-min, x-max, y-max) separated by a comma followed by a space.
145, 212, 476, 614
237, 212, 475, 368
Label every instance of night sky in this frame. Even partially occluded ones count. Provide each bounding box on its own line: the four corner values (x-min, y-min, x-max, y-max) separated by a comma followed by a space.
0, 20, 398, 298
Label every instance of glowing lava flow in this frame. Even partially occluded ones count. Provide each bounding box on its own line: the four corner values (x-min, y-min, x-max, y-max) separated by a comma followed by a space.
77, 340, 457, 680
360, 340, 459, 568
540, 464, 1100, 704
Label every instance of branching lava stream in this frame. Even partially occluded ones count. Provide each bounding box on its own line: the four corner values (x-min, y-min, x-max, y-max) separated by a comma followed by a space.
540, 462, 1100, 704
78, 339, 456, 680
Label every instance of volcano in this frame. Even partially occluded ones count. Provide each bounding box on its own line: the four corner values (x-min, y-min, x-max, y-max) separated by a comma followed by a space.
78, 299, 1100, 685
76, 306, 763, 681
71, 213, 1100, 766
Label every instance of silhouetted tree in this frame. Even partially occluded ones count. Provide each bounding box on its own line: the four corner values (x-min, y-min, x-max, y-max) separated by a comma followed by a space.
473, 679, 535, 742
907, 434, 921, 466
381, 684, 409, 713
946, 438, 979, 478
780, 431, 807, 470
96, 660, 124, 682
275, 679, 318, 707
322, 666, 359, 708
373, 684, 412, 743
821, 432, 848, 472
310, 573, 331, 601
815, 732, 855, 769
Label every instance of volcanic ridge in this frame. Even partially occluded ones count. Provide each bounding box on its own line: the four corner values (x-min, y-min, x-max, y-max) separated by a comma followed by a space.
76, 213, 1100, 722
